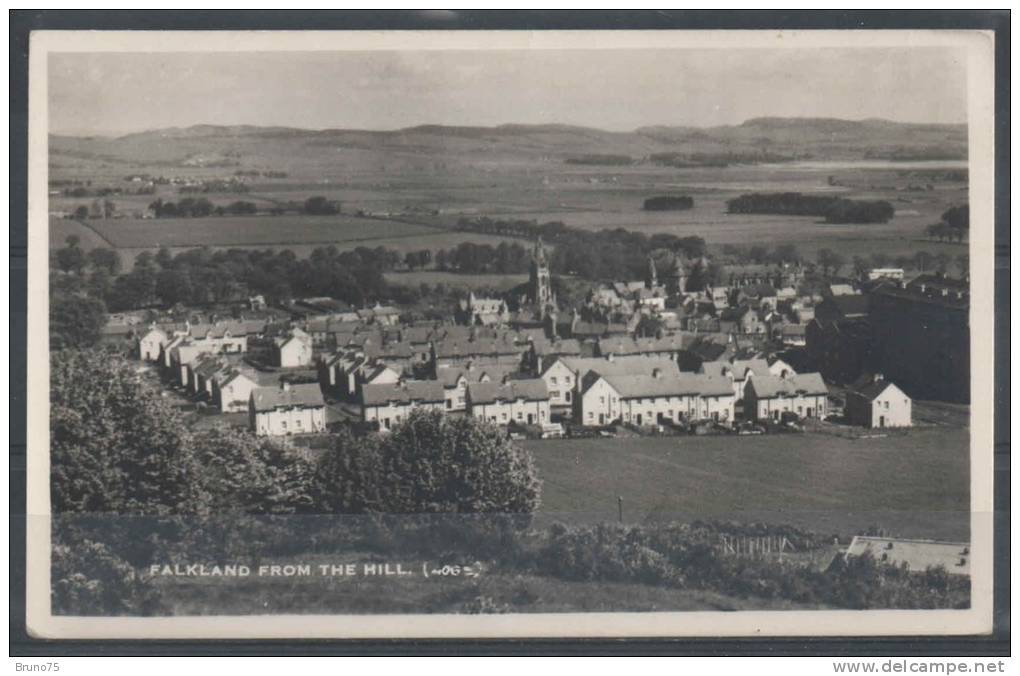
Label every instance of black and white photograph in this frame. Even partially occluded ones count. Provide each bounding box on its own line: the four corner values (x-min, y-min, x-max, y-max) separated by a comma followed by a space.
24, 28, 996, 640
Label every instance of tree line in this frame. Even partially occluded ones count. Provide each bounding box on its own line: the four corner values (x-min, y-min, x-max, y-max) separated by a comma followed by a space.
727, 192, 896, 224
455, 217, 708, 282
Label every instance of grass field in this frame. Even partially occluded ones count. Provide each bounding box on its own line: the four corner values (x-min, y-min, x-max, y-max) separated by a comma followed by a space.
49, 216, 524, 268
84, 214, 434, 248
525, 424, 969, 542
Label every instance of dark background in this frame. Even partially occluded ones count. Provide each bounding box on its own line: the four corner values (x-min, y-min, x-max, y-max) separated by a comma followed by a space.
9, 9, 1010, 657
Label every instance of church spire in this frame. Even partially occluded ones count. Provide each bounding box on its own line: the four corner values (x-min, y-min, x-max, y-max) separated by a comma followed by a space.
646, 254, 658, 289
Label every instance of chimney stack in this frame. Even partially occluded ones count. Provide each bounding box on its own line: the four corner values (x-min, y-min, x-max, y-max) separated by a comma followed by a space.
281, 380, 291, 392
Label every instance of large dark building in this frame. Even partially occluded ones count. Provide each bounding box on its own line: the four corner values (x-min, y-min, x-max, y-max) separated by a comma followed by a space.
868, 275, 969, 403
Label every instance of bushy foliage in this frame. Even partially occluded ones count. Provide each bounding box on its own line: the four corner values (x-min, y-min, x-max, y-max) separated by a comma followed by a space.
51, 537, 163, 615
531, 522, 968, 609
314, 409, 541, 516
49, 295, 107, 350
50, 350, 203, 515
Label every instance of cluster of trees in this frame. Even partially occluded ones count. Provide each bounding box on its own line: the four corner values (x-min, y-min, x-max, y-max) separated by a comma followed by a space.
50, 352, 540, 613
642, 195, 694, 211
148, 197, 217, 219
925, 204, 969, 243
303, 196, 341, 215
70, 199, 116, 220
549, 229, 708, 282
455, 217, 708, 282
727, 192, 896, 224
815, 247, 967, 280
649, 151, 795, 168
54, 351, 540, 518
50, 237, 412, 345
434, 241, 531, 275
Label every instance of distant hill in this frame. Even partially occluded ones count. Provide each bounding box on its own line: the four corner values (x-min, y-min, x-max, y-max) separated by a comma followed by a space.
49, 117, 967, 174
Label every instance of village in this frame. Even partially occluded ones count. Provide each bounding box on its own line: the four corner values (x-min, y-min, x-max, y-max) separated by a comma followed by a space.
107, 235, 967, 444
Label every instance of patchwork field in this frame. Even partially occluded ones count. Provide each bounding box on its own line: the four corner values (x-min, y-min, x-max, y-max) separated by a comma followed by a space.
525, 423, 970, 542
47, 121, 970, 267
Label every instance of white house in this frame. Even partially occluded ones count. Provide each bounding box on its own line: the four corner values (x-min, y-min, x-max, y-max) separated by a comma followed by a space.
360, 380, 445, 432
249, 382, 327, 436
540, 355, 682, 411
138, 326, 169, 361
845, 374, 912, 428
698, 359, 771, 400
274, 328, 313, 368
213, 368, 261, 413
744, 373, 828, 422
437, 363, 517, 412
466, 379, 550, 427
579, 372, 735, 427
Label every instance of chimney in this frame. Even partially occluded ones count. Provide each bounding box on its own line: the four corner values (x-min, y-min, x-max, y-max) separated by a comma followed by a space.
874, 373, 884, 382
281, 381, 291, 392
652, 367, 662, 379
607, 352, 615, 362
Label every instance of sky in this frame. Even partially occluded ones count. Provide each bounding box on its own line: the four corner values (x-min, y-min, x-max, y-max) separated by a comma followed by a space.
48, 47, 968, 136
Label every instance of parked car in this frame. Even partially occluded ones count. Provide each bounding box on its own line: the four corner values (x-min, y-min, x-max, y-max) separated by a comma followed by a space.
540, 422, 565, 439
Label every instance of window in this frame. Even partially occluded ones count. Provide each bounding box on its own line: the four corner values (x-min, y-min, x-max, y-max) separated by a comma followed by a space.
295, 418, 302, 427
516, 411, 523, 420
587, 411, 593, 420
281, 420, 287, 429
445, 399, 452, 409
884, 401, 889, 410
565, 377, 571, 385
551, 377, 558, 385
502, 412, 508, 421
600, 396, 605, 404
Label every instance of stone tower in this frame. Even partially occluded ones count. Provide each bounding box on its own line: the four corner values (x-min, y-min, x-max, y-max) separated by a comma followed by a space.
529, 236, 553, 307
667, 256, 688, 295
646, 254, 658, 289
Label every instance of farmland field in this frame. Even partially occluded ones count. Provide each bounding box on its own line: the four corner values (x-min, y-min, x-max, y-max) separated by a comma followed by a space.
48, 215, 524, 268
525, 424, 969, 542
83, 214, 435, 248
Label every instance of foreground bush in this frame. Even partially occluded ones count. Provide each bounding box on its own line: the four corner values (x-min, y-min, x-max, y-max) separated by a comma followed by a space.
52, 537, 163, 616
314, 409, 541, 516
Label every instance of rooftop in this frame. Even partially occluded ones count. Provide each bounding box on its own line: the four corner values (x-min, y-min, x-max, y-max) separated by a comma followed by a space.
250, 383, 325, 412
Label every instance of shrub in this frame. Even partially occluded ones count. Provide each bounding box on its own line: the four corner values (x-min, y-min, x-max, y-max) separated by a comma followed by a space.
314, 409, 541, 517
51, 538, 163, 616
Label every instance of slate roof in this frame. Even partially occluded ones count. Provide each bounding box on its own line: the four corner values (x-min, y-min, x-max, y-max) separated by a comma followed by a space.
433, 339, 524, 359
436, 364, 518, 388
820, 294, 871, 318
848, 374, 905, 401
594, 373, 734, 399
250, 383, 325, 412
554, 355, 682, 381
747, 373, 828, 398
467, 379, 549, 404
598, 335, 689, 356
531, 338, 583, 356
360, 380, 445, 406
699, 358, 770, 380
